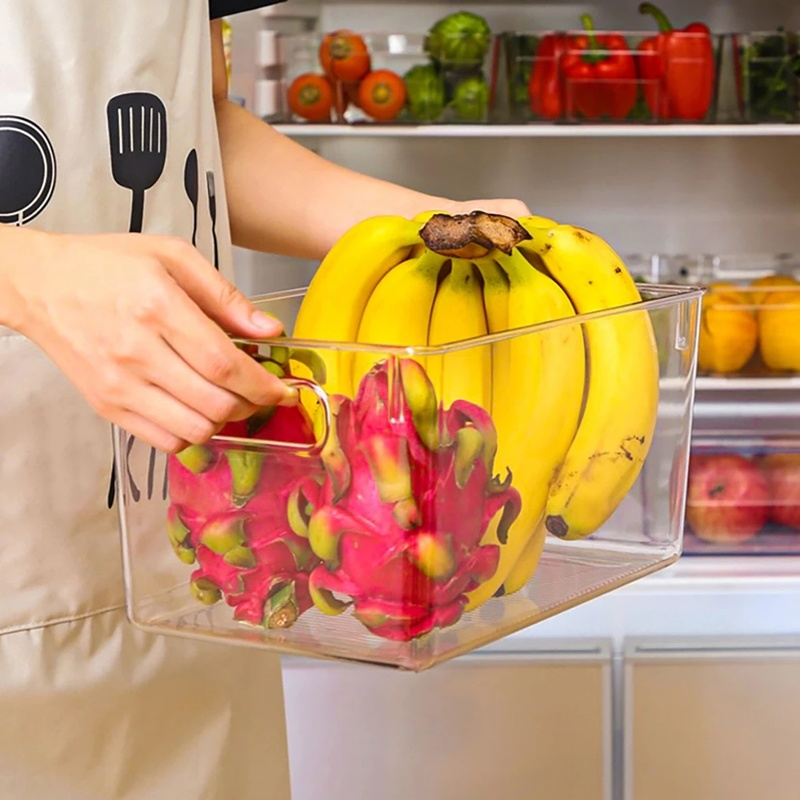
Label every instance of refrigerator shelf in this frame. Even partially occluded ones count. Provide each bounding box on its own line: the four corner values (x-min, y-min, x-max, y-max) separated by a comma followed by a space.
272, 123, 800, 138
697, 375, 800, 392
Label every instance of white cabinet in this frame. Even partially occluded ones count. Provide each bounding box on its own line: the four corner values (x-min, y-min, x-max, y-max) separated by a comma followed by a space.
625, 637, 800, 800
283, 641, 612, 800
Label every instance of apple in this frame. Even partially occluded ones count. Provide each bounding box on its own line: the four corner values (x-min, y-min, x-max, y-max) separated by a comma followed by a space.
685, 453, 770, 543
758, 453, 800, 530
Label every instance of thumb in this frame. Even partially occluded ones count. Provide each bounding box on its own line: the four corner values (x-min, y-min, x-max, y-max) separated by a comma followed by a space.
161, 239, 284, 338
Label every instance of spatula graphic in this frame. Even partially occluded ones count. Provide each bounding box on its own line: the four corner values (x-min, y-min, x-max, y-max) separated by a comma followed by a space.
107, 92, 168, 233
184, 149, 199, 246
207, 170, 219, 270
106, 93, 168, 506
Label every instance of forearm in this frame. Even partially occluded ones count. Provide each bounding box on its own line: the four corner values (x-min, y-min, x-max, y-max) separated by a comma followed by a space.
0, 225, 52, 332
214, 100, 450, 260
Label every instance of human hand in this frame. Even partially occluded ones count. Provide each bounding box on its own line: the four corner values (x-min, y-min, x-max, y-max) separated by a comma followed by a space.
13, 232, 293, 454
441, 198, 532, 219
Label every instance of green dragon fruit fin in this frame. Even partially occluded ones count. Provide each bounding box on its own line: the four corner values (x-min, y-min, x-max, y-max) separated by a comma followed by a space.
263, 581, 300, 629
320, 399, 352, 503
190, 576, 222, 606
398, 358, 440, 451
225, 449, 265, 507
176, 444, 214, 474
308, 506, 344, 567
199, 516, 247, 555
454, 426, 485, 489
309, 569, 351, 616
361, 434, 413, 505
223, 545, 257, 569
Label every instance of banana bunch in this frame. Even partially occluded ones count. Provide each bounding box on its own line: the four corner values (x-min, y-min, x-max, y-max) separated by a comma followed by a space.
293, 210, 660, 607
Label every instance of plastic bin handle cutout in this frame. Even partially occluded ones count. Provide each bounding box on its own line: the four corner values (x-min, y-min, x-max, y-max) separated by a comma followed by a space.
210, 378, 331, 453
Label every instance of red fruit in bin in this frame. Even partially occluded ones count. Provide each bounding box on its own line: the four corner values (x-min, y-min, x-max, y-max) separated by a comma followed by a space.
685, 453, 770, 543
319, 31, 371, 83
758, 453, 800, 530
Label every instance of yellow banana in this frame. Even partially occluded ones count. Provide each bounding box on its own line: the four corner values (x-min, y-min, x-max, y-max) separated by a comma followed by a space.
518, 222, 660, 541
498, 519, 547, 597
351, 249, 446, 394
293, 215, 421, 396
465, 248, 586, 609
522, 214, 559, 228
427, 259, 492, 412
473, 259, 510, 422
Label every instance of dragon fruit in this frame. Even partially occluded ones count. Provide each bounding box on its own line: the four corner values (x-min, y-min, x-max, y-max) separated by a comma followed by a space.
166, 352, 326, 630
307, 358, 521, 642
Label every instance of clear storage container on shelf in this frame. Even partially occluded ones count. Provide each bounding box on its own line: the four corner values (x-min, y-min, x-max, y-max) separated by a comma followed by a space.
500, 29, 723, 124
118, 284, 702, 671
628, 253, 800, 378
729, 30, 800, 123
277, 32, 501, 125
684, 433, 800, 556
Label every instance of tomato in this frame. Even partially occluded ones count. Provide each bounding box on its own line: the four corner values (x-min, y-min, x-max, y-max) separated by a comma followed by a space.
357, 70, 407, 122
319, 31, 371, 83
287, 73, 333, 122
331, 80, 361, 121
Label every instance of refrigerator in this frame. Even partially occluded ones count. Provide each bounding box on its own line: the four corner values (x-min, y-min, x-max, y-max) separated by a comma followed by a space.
225, 2, 800, 798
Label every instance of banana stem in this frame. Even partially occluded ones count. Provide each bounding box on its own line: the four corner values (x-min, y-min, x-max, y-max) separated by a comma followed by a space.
420, 210, 531, 259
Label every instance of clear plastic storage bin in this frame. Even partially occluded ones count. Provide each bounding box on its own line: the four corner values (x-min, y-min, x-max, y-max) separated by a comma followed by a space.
684, 434, 800, 556
118, 284, 702, 671
696, 281, 800, 378
731, 30, 800, 123
628, 253, 800, 378
501, 29, 722, 124
277, 31, 501, 125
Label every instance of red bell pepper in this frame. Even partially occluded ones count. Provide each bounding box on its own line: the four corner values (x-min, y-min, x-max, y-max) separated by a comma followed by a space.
527, 33, 570, 119
637, 3, 715, 121
560, 15, 638, 120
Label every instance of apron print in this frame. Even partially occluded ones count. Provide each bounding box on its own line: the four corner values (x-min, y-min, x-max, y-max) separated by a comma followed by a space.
104, 100, 222, 507
0, 115, 56, 226
111, 434, 169, 508
207, 168, 219, 270
183, 148, 220, 270
107, 92, 168, 233
105, 92, 168, 507
184, 148, 199, 246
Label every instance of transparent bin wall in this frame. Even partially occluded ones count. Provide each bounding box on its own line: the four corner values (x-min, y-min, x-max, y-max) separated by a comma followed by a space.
628, 254, 800, 378
500, 30, 723, 125
697, 282, 800, 378
684, 432, 800, 556
731, 30, 800, 123
119, 285, 701, 671
277, 32, 501, 125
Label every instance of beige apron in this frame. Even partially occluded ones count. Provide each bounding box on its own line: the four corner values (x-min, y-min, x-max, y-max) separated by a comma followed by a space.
0, 2, 291, 797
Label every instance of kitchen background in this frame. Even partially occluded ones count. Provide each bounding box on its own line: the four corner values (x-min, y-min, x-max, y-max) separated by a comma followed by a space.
225, 3, 800, 798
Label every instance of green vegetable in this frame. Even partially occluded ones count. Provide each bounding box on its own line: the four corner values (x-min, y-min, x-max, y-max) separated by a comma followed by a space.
739, 29, 800, 122
449, 76, 489, 121
403, 64, 446, 121
425, 11, 492, 66
502, 33, 539, 116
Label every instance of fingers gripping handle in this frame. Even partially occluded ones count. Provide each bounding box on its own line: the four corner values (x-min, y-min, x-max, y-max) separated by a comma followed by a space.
211, 378, 332, 453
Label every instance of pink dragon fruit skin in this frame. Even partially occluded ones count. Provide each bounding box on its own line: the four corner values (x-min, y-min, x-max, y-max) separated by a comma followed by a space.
167, 405, 317, 519
307, 358, 521, 643
166, 396, 325, 631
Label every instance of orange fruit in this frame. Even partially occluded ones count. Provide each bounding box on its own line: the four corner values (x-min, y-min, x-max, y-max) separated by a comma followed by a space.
697, 283, 758, 374
758, 289, 800, 372
750, 274, 800, 306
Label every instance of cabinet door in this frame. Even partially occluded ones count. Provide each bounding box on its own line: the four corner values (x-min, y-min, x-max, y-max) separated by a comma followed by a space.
283, 641, 611, 800
625, 636, 800, 800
